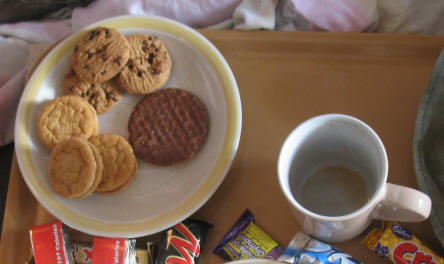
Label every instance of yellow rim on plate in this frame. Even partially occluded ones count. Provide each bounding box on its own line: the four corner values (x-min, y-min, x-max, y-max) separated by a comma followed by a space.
15, 15, 241, 237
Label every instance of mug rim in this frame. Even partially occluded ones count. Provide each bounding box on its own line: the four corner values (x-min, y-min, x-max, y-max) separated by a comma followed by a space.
277, 113, 388, 221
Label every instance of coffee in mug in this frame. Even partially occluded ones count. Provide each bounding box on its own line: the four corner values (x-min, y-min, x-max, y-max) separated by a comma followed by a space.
295, 163, 370, 217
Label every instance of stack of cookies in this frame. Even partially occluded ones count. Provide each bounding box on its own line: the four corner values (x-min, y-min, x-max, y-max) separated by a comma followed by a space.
65, 27, 172, 114
49, 138, 103, 199
66, 27, 129, 114
48, 134, 138, 199
38, 27, 152, 199
37, 26, 210, 199
89, 134, 138, 194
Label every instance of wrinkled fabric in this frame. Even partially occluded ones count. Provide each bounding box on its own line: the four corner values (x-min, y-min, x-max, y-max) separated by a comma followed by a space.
276, 0, 444, 33
0, 36, 27, 145
71, 0, 242, 31
1, 0, 444, 146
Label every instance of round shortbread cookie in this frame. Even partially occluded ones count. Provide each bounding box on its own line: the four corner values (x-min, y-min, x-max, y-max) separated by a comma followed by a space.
72, 27, 130, 83
49, 138, 97, 198
89, 133, 138, 192
86, 102, 99, 136
99, 161, 138, 194
73, 142, 104, 198
64, 68, 123, 114
128, 88, 209, 166
37, 95, 98, 149
117, 34, 172, 94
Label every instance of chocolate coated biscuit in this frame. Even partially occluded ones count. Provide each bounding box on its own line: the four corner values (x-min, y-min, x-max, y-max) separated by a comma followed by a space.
128, 88, 209, 166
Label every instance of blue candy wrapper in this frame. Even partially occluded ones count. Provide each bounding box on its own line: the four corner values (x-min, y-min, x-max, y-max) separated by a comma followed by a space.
278, 232, 362, 264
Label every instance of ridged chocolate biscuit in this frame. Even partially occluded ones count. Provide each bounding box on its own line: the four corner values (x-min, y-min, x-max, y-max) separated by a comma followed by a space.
128, 88, 209, 166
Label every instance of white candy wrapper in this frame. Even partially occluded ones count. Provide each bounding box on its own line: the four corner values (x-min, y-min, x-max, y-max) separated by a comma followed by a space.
92, 237, 136, 264
278, 232, 362, 264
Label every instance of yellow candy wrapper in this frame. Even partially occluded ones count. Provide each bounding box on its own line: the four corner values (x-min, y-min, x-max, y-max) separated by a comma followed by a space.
213, 209, 284, 260
362, 222, 443, 264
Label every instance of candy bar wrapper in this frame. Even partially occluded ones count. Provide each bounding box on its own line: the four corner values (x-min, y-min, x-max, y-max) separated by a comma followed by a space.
74, 243, 152, 264
146, 242, 158, 264
278, 232, 362, 264
92, 237, 136, 264
362, 222, 444, 264
213, 209, 284, 261
30, 221, 75, 264
73, 244, 93, 264
156, 219, 213, 264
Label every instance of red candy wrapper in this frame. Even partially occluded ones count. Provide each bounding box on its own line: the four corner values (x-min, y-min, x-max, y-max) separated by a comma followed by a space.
92, 237, 136, 264
30, 221, 74, 264
362, 222, 443, 264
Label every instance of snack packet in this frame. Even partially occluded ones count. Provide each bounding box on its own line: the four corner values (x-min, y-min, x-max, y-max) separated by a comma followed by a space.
213, 209, 284, 261
278, 232, 362, 264
92, 237, 136, 264
74, 243, 152, 264
362, 222, 444, 264
73, 244, 93, 264
156, 219, 213, 264
146, 242, 158, 264
30, 221, 75, 264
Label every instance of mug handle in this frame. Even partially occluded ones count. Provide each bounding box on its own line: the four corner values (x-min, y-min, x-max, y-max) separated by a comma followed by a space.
372, 183, 432, 221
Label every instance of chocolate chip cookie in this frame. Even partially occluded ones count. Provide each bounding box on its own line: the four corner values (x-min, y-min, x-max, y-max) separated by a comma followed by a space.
64, 68, 123, 114
72, 27, 130, 83
117, 34, 172, 94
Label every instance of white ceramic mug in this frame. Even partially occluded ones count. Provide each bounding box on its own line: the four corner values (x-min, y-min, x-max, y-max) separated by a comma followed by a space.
277, 114, 431, 243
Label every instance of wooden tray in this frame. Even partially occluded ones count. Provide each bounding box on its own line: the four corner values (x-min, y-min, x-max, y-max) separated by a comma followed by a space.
2, 30, 444, 263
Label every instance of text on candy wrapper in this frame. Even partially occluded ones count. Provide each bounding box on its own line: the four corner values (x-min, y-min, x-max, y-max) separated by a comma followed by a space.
238, 234, 265, 257
166, 223, 200, 264
114, 240, 121, 264
52, 224, 64, 264
393, 242, 438, 264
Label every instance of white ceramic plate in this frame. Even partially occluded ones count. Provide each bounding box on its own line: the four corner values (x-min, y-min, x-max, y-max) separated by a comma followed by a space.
14, 16, 241, 237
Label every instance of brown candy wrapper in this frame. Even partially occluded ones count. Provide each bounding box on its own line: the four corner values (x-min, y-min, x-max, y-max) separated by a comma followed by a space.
362, 222, 443, 264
